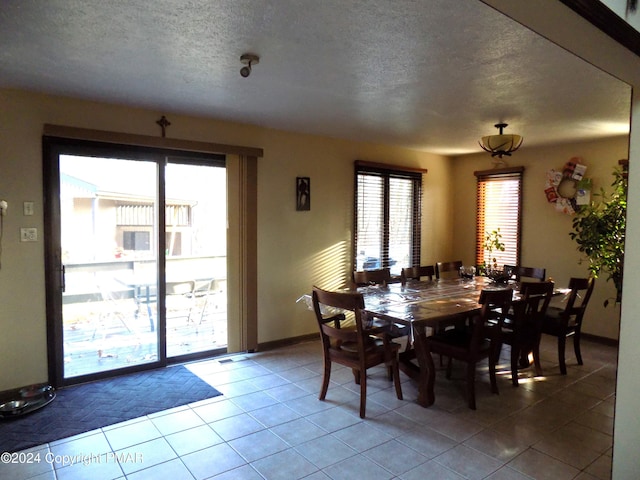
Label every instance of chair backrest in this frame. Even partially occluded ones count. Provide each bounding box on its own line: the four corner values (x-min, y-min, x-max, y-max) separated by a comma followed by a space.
515, 266, 546, 282
312, 286, 368, 350
436, 260, 463, 279
503, 264, 517, 280
519, 281, 554, 321
401, 265, 435, 283
476, 288, 513, 338
563, 277, 596, 322
352, 268, 391, 287
479, 288, 513, 317
449, 288, 512, 356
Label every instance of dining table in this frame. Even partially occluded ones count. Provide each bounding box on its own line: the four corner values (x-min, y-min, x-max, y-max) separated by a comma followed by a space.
358, 276, 562, 408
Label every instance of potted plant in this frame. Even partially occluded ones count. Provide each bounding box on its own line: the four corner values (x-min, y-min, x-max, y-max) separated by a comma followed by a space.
569, 167, 626, 306
482, 228, 507, 281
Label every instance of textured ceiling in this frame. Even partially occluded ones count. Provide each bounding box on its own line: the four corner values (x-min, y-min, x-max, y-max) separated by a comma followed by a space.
0, 0, 632, 155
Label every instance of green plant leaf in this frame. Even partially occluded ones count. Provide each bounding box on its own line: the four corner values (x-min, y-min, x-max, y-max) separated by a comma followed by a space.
569, 167, 626, 304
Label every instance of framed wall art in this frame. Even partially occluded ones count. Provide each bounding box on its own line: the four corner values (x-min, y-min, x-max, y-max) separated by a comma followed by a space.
296, 177, 310, 211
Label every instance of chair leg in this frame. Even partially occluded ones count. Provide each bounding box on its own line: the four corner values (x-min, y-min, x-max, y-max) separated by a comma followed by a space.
466, 362, 477, 410
320, 359, 331, 400
510, 346, 519, 387
353, 368, 361, 385
392, 359, 403, 400
518, 349, 530, 369
558, 335, 568, 375
446, 357, 453, 379
489, 354, 499, 394
493, 342, 503, 364
573, 330, 583, 365
532, 336, 543, 377
359, 370, 367, 418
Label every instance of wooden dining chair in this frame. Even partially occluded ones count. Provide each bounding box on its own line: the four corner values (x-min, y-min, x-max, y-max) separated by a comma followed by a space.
426, 288, 512, 409
434, 261, 468, 358
435, 260, 463, 279
400, 265, 435, 284
541, 277, 595, 374
503, 264, 517, 280
352, 268, 392, 287
311, 286, 403, 418
504, 265, 546, 282
353, 268, 410, 348
496, 281, 554, 386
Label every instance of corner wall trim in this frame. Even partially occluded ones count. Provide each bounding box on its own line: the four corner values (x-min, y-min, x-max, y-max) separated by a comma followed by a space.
559, 0, 640, 58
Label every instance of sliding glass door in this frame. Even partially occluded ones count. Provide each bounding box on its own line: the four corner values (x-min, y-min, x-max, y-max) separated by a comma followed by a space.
164, 161, 227, 358
45, 140, 227, 386
60, 155, 161, 378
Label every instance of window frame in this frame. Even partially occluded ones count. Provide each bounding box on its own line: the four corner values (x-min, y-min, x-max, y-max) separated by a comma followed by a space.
353, 160, 425, 274
475, 166, 524, 270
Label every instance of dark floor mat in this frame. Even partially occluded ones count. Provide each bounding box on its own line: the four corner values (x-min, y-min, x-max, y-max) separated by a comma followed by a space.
0, 365, 222, 453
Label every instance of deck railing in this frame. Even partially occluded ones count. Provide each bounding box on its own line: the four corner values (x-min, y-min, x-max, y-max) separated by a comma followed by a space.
62, 255, 226, 304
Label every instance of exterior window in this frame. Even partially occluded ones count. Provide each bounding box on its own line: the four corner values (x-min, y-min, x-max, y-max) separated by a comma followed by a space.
475, 167, 524, 270
354, 161, 423, 275
123, 231, 151, 251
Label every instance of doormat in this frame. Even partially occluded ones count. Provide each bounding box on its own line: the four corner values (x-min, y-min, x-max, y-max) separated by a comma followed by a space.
0, 365, 222, 453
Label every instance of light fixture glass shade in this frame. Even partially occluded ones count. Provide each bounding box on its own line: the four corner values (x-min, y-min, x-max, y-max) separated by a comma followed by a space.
480, 134, 523, 156
479, 123, 523, 158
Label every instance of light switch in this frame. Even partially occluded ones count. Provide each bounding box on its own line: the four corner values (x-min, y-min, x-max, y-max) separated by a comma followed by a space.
20, 228, 38, 242
23, 201, 34, 216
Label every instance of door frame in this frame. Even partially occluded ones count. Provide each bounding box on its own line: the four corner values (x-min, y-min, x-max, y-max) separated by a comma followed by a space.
43, 128, 260, 387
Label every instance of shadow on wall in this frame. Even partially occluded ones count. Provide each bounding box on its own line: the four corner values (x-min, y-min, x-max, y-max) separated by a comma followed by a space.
302, 241, 349, 291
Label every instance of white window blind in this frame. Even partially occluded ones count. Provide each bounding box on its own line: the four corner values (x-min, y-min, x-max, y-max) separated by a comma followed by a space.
475, 167, 523, 270
116, 204, 191, 226
354, 162, 423, 275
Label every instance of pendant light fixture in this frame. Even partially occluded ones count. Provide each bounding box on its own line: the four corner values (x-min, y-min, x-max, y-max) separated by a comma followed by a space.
479, 123, 523, 159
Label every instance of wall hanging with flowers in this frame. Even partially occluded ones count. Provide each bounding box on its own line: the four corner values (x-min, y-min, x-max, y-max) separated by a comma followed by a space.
544, 157, 592, 215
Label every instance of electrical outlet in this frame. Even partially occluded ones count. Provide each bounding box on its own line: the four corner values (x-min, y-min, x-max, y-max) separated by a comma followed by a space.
20, 227, 38, 242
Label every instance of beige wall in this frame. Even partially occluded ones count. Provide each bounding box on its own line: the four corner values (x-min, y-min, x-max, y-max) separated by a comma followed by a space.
257, 131, 453, 342
0, 88, 451, 391
451, 136, 629, 340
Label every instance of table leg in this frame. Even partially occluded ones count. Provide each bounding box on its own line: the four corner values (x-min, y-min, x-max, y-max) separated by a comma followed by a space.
411, 324, 436, 407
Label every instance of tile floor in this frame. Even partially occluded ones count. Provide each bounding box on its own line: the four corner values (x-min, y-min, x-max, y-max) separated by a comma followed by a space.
1, 335, 616, 480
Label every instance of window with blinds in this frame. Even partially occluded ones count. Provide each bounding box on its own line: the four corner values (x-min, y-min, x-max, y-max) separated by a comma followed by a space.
354, 161, 423, 275
475, 167, 524, 270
